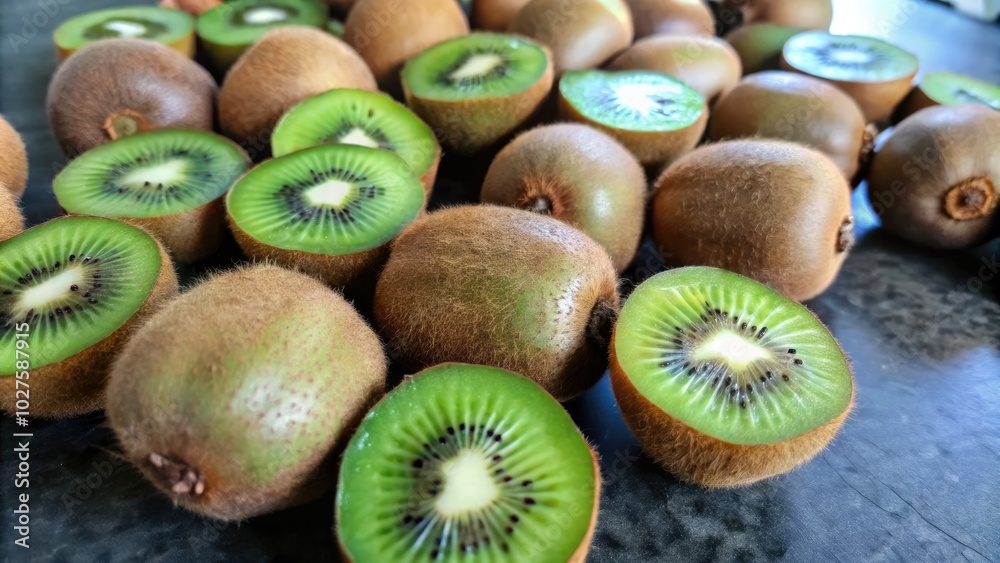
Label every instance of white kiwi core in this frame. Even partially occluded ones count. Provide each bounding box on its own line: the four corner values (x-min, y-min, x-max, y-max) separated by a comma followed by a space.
690, 330, 772, 374
449, 54, 504, 82
433, 449, 500, 517
103, 21, 147, 37
14, 268, 85, 319
243, 7, 290, 25
120, 159, 188, 189
304, 180, 354, 207
338, 128, 381, 149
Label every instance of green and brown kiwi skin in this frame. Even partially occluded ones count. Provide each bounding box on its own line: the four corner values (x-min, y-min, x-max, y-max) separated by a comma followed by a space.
344, 0, 470, 97
723, 23, 801, 75
722, 0, 832, 30
709, 71, 874, 182
106, 265, 386, 521
651, 140, 854, 302
867, 105, 1000, 250
46, 39, 216, 159
374, 205, 621, 401
509, 0, 634, 76
0, 218, 180, 419
624, 0, 716, 40
0, 188, 26, 242
219, 26, 377, 154
610, 327, 853, 488
606, 35, 742, 107
0, 115, 28, 197
481, 123, 646, 272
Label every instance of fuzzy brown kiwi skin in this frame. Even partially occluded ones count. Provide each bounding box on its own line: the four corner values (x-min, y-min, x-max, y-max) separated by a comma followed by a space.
651, 140, 854, 301
219, 27, 377, 152
0, 219, 179, 418
610, 330, 852, 487
722, 0, 832, 30
473, 0, 533, 31
868, 105, 1000, 250
374, 205, 620, 401
0, 189, 26, 242
344, 0, 469, 97
623, 0, 715, 39
46, 39, 215, 159
510, 0, 633, 76
606, 35, 742, 106
0, 116, 28, 197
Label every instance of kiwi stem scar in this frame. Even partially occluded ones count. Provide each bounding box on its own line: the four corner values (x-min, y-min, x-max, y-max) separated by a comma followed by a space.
588, 300, 618, 351
149, 452, 205, 496
103, 110, 151, 141
525, 197, 552, 214
838, 217, 856, 253
944, 177, 997, 221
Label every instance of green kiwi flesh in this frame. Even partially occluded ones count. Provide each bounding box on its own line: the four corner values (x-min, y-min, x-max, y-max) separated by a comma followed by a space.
559, 70, 704, 132
54, 6, 194, 59
336, 363, 599, 562
724, 23, 800, 75
781, 32, 917, 82
197, 0, 328, 69
917, 72, 1000, 110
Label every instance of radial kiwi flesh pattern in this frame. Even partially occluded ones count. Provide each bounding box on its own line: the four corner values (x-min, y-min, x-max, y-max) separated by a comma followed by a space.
54, 6, 195, 60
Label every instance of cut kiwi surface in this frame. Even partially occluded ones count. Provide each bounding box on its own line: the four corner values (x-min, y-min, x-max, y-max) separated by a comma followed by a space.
197, 0, 328, 70
895, 72, 1000, 122
611, 267, 853, 486
337, 363, 599, 562
54, 6, 195, 61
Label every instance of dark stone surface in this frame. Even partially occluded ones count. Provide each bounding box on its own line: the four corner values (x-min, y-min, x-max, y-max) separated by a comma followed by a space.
1, 0, 999, 562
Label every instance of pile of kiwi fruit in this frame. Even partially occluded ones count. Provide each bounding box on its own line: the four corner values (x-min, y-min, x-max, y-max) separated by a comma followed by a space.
0, 0, 995, 557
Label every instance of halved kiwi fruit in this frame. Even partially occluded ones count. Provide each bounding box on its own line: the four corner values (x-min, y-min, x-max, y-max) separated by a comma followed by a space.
709, 71, 874, 182
721, 0, 832, 30
723, 23, 800, 75
0, 189, 25, 242
196, 0, 329, 71
472, 0, 533, 31
611, 266, 853, 487
894, 72, 1000, 123
558, 69, 707, 170
47, 39, 216, 158
0, 115, 28, 197
651, 139, 855, 301
481, 123, 646, 272
53, 129, 250, 263
867, 105, 1000, 250
336, 363, 600, 562
509, 0, 633, 75
272, 88, 440, 196
624, 0, 715, 39
226, 144, 424, 290
107, 265, 386, 520
401, 33, 553, 155
0, 216, 178, 418
54, 6, 195, 61
780, 31, 918, 123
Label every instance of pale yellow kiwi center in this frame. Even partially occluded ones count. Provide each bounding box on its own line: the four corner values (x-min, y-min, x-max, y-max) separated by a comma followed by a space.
304, 180, 353, 207
434, 449, 500, 517
828, 48, 875, 66
120, 159, 187, 189
338, 128, 380, 149
14, 268, 84, 319
103, 20, 147, 37
612, 82, 674, 116
690, 330, 772, 374
243, 7, 289, 25
449, 54, 504, 82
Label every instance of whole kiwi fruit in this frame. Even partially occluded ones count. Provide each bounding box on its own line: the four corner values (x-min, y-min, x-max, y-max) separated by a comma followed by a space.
219, 26, 377, 152
0, 188, 25, 242
867, 105, 1000, 250
159, 0, 220, 15
722, 0, 832, 30
344, 0, 469, 96
46, 39, 216, 158
509, 0, 633, 75
0, 116, 28, 197
607, 35, 742, 105
473, 0, 533, 31
374, 205, 620, 401
481, 123, 646, 272
651, 139, 855, 301
709, 71, 874, 182
624, 0, 715, 39
107, 265, 387, 521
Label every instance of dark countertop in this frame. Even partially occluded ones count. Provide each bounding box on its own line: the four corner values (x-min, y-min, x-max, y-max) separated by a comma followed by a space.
1, 0, 998, 561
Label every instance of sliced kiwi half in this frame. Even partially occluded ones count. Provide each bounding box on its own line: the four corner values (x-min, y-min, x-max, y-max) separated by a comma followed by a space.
0, 216, 178, 418
226, 144, 424, 289
780, 31, 918, 122
271, 89, 440, 196
53, 129, 250, 263
53, 6, 195, 61
558, 69, 707, 169
336, 363, 600, 562
611, 266, 853, 487
401, 32, 554, 155
196, 0, 328, 71
895, 71, 1000, 123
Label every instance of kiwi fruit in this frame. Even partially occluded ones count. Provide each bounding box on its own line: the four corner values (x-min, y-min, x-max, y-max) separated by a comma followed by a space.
0, 116, 28, 197
472, 0, 534, 31
867, 105, 1000, 250
509, 0, 633, 75
780, 31, 918, 123
327, 19, 345, 38
0, 216, 178, 418
558, 69, 707, 170
651, 139, 855, 301
218, 26, 377, 151
344, 0, 470, 96
723, 23, 800, 75
606, 35, 742, 106
894, 71, 1000, 124
226, 144, 424, 290
374, 205, 619, 401
336, 363, 600, 562
0, 189, 26, 242
47, 39, 216, 159
53, 129, 251, 263
481, 123, 646, 272
610, 266, 853, 487
721, 0, 832, 30
709, 71, 874, 182
107, 265, 386, 521
624, 0, 715, 39
272, 88, 440, 196
159, 0, 221, 16
53, 7, 195, 62
401, 33, 554, 156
